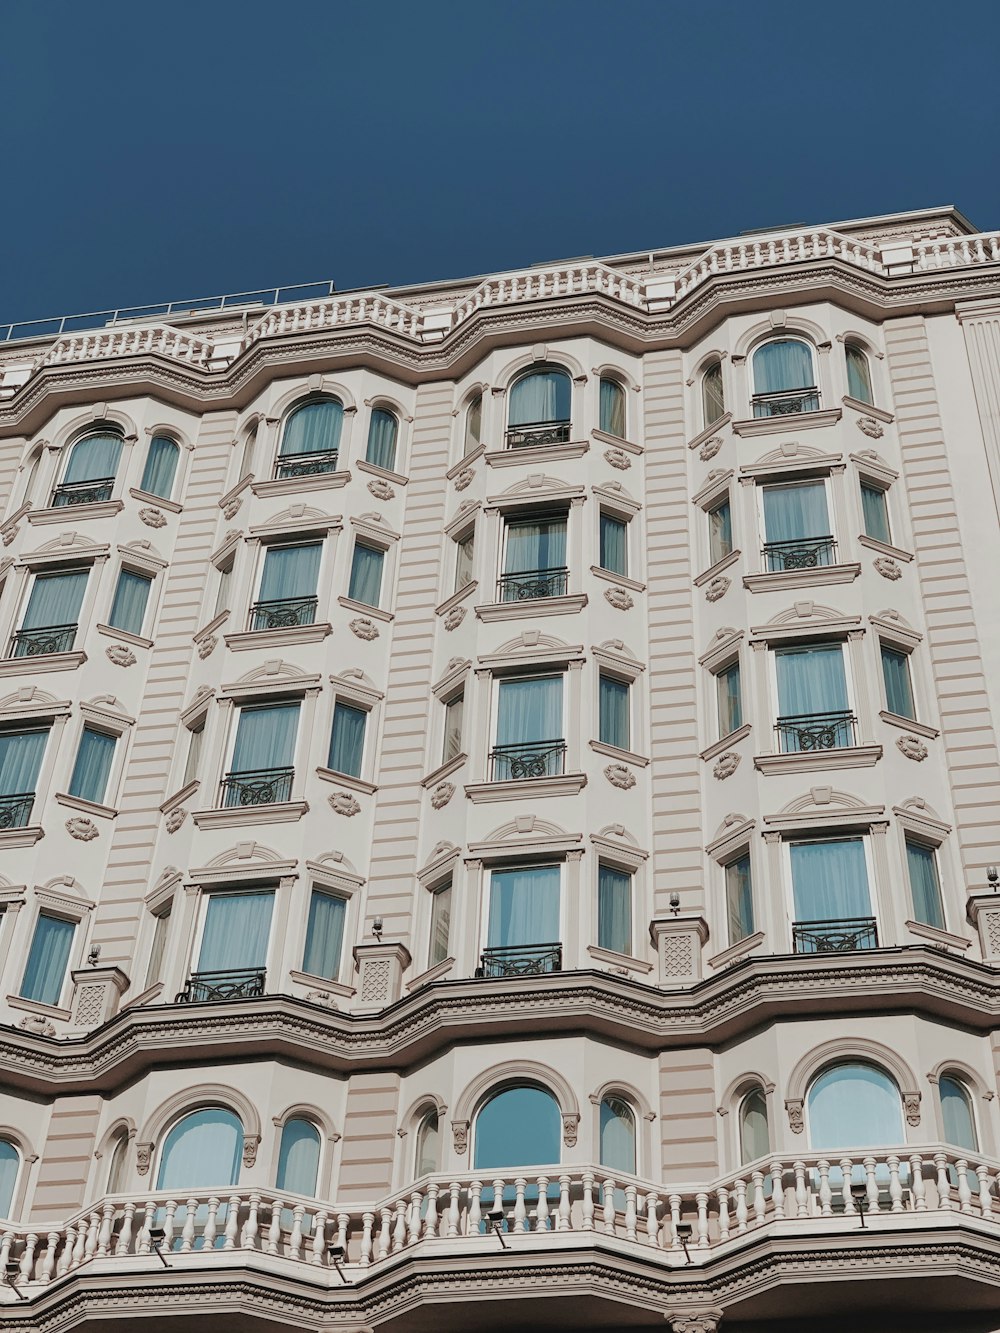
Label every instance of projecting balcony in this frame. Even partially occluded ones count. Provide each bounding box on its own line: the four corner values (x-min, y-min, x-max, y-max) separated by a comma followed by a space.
489, 739, 566, 782
274, 449, 340, 480
49, 477, 116, 507
8, 624, 78, 658
762, 535, 837, 572
219, 766, 294, 808
504, 419, 572, 449
776, 710, 857, 753
751, 387, 821, 418
248, 596, 318, 632
174, 967, 267, 1004
476, 942, 563, 978
0, 792, 34, 831
792, 916, 879, 953
497, 567, 569, 602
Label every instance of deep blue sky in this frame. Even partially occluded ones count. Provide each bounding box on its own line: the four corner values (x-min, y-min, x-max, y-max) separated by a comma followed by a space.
2, 0, 998, 326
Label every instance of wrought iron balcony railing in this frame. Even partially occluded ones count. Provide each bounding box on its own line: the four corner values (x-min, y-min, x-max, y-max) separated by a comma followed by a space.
248, 596, 318, 632
0, 792, 34, 830
504, 419, 572, 449
274, 449, 339, 480
50, 477, 116, 506
489, 739, 566, 782
219, 766, 294, 808
792, 917, 878, 953
175, 967, 267, 1004
497, 566, 569, 602
762, 535, 837, 571
776, 710, 857, 753
476, 942, 563, 978
9, 624, 78, 658
751, 387, 821, 418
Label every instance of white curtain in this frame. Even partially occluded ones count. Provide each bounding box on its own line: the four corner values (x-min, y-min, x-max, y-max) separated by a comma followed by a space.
739, 1090, 770, 1163
231, 703, 299, 773
280, 399, 343, 456
62, 433, 123, 484
0, 728, 48, 796
156, 1109, 243, 1190
140, 436, 179, 498
473, 1086, 560, 1170
488, 866, 559, 947
276, 1119, 321, 1197
20, 913, 75, 1005
599, 676, 629, 750
763, 482, 831, 543
366, 410, 398, 470
753, 340, 814, 393
725, 855, 754, 943
198, 891, 274, 972
703, 362, 726, 424
259, 543, 322, 602
598, 865, 631, 955
939, 1077, 978, 1151
301, 890, 347, 980
776, 645, 848, 718
429, 885, 452, 965
68, 726, 116, 804
807, 1063, 903, 1150
790, 839, 871, 921
22, 570, 88, 629
599, 1097, 636, 1173
0, 1141, 18, 1219
328, 702, 366, 777
508, 370, 571, 426
708, 500, 732, 564
599, 379, 626, 437
108, 571, 152, 636
455, 534, 475, 590
348, 544, 384, 606
906, 840, 945, 929
464, 395, 482, 454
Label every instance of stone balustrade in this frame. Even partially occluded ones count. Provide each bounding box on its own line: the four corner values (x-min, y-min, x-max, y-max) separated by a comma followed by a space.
37, 324, 217, 369
670, 227, 884, 301
914, 231, 1000, 269
246, 291, 424, 343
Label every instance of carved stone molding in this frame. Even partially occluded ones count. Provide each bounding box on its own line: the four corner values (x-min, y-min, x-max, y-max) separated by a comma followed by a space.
430, 781, 456, 809
66, 817, 99, 841
165, 807, 186, 833
604, 586, 634, 611
604, 763, 636, 790
453, 468, 474, 492
222, 494, 243, 519
135, 1142, 153, 1176
904, 1091, 921, 1126
444, 605, 467, 631
305, 990, 340, 1010
452, 1119, 469, 1155
138, 507, 167, 529
367, 477, 395, 501
897, 734, 929, 762
713, 751, 741, 780
562, 1112, 580, 1147
699, 435, 723, 462
856, 415, 885, 439
705, 575, 731, 603
874, 556, 902, 580
242, 1134, 261, 1167
785, 1097, 804, 1134
105, 644, 136, 667
603, 448, 631, 470
2, 524, 19, 546
349, 617, 379, 641
19, 1013, 56, 1038
667, 1311, 725, 1333
329, 791, 361, 817
197, 634, 218, 659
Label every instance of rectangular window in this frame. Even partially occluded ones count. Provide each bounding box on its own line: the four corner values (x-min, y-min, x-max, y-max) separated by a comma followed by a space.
144, 907, 171, 990
182, 722, 204, 788
599, 513, 628, 577
455, 533, 475, 591
253, 542, 322, 629
225, 702, 299, 805
790, 838, 873, 947
881, 644, 915, 720
599, 675, 630, 751
487, 865, 560, 948
348, 543, 385, 607
501, 513, 567, 601
708, 499, 733, 565
197, 890, 274, 973
21, 912, 75, 1005
725, 854, 754, 945
302, 888, 347, 981
68, 726, 117, 805
443, 694, 464, 763
861, 483, 891, 545
108, 570, 152, 637
494, 675, 563, 779
213, 561, 233, 619
598, 864, 632, 955
906, 840, 945, 930
429, 882, 452, 967
14, 568, 89, 656
761, 481, 834, 570
774, 643, 852, 750
328, 702, 367, 778
0, 726, 48, 828
717, 662, 742, 738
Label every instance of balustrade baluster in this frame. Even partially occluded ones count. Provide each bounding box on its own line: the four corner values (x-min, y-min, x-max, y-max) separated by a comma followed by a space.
0, 1232, 11, 1278
602, 1178, 616, 1234
934, 1153, 953, 1211
646, 1192, 660, 1247
59, 1224, 76, 1274
696, 1193, 710, 1249
513, 1178, 527, 1234
407, 1192, 422, 1243
223, 1196, 240, 1250
97, 1202, 115, 1256
20, 1233, 37, 1282
76, 1214, 92, 1263
535, 1176, 550, 1231
360, 1212, 374, 1266
770, 1162, 785, 1220
558, 1175, 571, 1232
242, 1193, 261, 1250
40, 1232, 58, 1283
310, 1212, 327, 1266
624, 1184, 638, 1241
864, 1157, 880, 1214
957, 1160, 974, 1214
180, 1198, 198, 1252
669, 1194, 682, 1250
734, 1178, 748, 1232
116, 1202, 135, 1256
718, 1186, 731, 1240
978, 1166, 995, 1219
376, 1207, 391, 1259
203, 1197, 220, 1251
793, 1161, 808, 1218
447, 1183, 460, 1238
425, 1184, 439, 1239
468, 1182, 482, 1237
336, 1213, 349, 1254
751, 1170, 766, 1225
887, 1156, 904, 1214
393, 1199, 407, 1251
840, 1158, 855, 1214
266, 1199, 282, 1255
909, 1154, 927, 1211
162, 1201, 178, 1253
818, 1161, 833, 1217
582, 1171, 595, 1231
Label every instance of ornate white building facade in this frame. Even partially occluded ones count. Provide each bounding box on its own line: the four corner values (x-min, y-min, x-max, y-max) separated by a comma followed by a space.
0, 207, 999, 1331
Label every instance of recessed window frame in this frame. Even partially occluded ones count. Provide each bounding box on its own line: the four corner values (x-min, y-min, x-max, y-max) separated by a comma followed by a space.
499, 506, 570, 604
715, 656, 743, 741
249, 538, 325, 633
783, 833, 878, 951
138, 433, 182, 503
220, 697, 303, 809
860, 479, 892, 546
756, 475, 837, 573
274, 395, 345, 480
50, 427, 126, 508
481, 861, 564, 961
750, 337, 820, 417
454, 525, 476, 593
319, 672, 384, 789
60, 700, 133, 812
844, 340, 875, 406
598, 671, 631, 753
702, 358, 726, 428
17, 886, 94, 1011
768, 637, 858, 754
489, 670, 566, 782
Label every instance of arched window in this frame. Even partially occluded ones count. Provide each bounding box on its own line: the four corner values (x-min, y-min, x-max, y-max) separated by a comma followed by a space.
366, 409, 399, 472
0, 1140, 19, 1219
465, 394, 483, 456
702, 360, 725, 426
845, 341, 874, 405
140, 436, 180, 500
275, 1118, 321, 1198
156, 1108, 243, 1191
53, 431, 124, 505
276, 398, 344, 478
415, 1110, 440, 1176
806, 1062, 904, 1150
939, 1075, 978, 1152
473, 1085, 561, 1170
107, 1132, 130, 1194
599, 377, 626, 438
599, 1096, 636, 1175
739, 1088, 770, 1164
507, 368, 572, 447
751, 340, 819, 418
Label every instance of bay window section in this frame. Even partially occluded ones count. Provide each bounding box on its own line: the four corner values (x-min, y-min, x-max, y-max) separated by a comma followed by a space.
703, 360, 725, 426
881, 644, 915, 720
598, 864, 632, 955
751, 340, 819, 417
790, 838, 877, 953
454, 531, 475, 591
67, 726, 117, 805
598, 674, 630, 751
845, 342, 874, 405
179, 889, 274, 1003
761, 481, 835, 571
725, 853, 754, 945
0, 726, 48, 830
222, 702, 299, 807
20, 912, 75, 1006
182, 721, 205, 787
140, 436, 180, 500
275, 398, 343, 479
492, 674, 564, 781
480, 865, 561, 976
861, 482, 892, 545
443, 693, 464, 763
506, 368, 571, 449
599, 512, 628, 577
276, 1119, 321, 1198
366, 409, 398, 472
327, 702, 367, 778
905, 840, 945, 931
499, 512, 567, 602
107, 570, 152, 637
939, 1076, 978, 1152
301, 888, 347, 981
11, 568, 88, 657
348, 542, 385, 608
599, 377, 626, 438
774, 643, 855, 751
708, 498, 732, 565
717, 661, 742, 738
144, 906, 172, 990
51, 432, 123, 506
465, 394, 483, 455
251, 542, 322, 631
428, 881, 452, 967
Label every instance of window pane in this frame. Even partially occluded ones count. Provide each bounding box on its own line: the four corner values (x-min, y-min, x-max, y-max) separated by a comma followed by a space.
881, 645, 915, 719
108, 570, 152, 636
763, 482, 831, 544
240, 427, 258, 480
598, 865, 631, 955
906, 840, 945, 929
259, 543, 322, 602
21, 913, 75, 1005
156, 1109, 242, 1190
740, 1089, 770, 1163
231, 703, 299, 772
348, 544, 384, 606
455, 533, 475, 590
940, 1076, 978, 1151
488, 866, 559, 947
416, 1113, 440, 1175
198, 891, 274, 972
276, 1119, 321, 1197
509, 370, 571, 426
861, 483, 891, 544
140, 436, 179, 499
366, 410, 398, 471
599, 1097, 635, 1173
429, 884, 452, 966
0, 728, 47, 796
443, 695, 464, 762
107, 1134, 129, 1194
63, 433, 123, 485
504, 516, 567, 574
807, 1063, 903, 1150
465, 395, 482, 454
703, 362, 725, 425
213, 563, 233, 618
717, 663, 742, 737
599, 378, 626, 437
726, 855, 754, 944
846, 344, 873, 404
790, 839, 871, 921
145, 908, 171, 990
753, 340, 814, 393
328, 702, 367, 777
709, 500, 732, 564
22, 570, 88, 630
68, 727, 116, 804
474, 1086, 560, 1169
281, 400, 343, 457
182, 723, 204, 787
599, 676, 630, 750
599, 513, 628, 575
775, 644, 848, 718
302, 890, 347, 981
0, 1141, 17, 1219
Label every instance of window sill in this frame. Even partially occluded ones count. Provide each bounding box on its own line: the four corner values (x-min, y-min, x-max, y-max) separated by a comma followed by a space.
337, 595, 394, 623
224, 622, 333, 651
687, 413, 732, 452
7, 994, 72, 1023
406, 957, 455, 991
707, 930, 766, 971
754, 745, 882, 775
315, 766, 378, 795
475, 593, 587, 622
129, 486, 183, 514
448, 443, 485, 475
589, 565, 646, 593
465, 772, 587, 802
592, 428, 643, 456
0, 650, 87, 677
732, 407, 843, 437
0, 825, 44, 848
193, 610, 230, 645
588, 739, 649, 768
288, 968, 357, 998
97, 623, 153, 651
54, 792, 118, 821
436, 581, 479, 618
192, 801, 309, 828
843, 395, 894, 423
356, 459, 409, 488
160, 779, 200, 814
879, 710, 939, 738
586, 944, 653, 975
421, 753, 468, 788
742, 563, 861, 593
27, 499, 124, 525
485, 439, 590, 467
699, 723, 752, 762
251, 470, 352, 499
858, 533, 914, 563
904, 918, 971, 952
693, 549, 741, 586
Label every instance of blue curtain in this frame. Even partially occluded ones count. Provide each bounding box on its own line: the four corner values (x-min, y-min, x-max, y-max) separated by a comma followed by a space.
881, 645, 914, 718
108, 571, 152, 636
846, 345, 873, 403
348, 544, 384, 606
366, 410, 398, 470
740, 1090, 770, 1163
63, 433, 123, 484
156, 1109, 242, 1190
598, 865, 631, 954
807, 1063, 903, 1150
599, 514, 627, 575
753, 340, 814, 393
22, 570, 88, 629
280, 399, 343, 456
328, 702, 366, 776
259, 543, 322, 602
775, 645, 848, 717
709, 500, 732, 563
474, 1086, 560, 1169
302, 890, 347, 980
790, 839, 871, 921
509, 370, 571, 425
861, 483, 891, 544
276, 1119, 321, 1197
906, 841, 945, 929
0, 728, 47, 795
497, 676, 562, 747
940, 1077, 978, 1151
717, 663, 742, 736
231, 703, 299, 772
763, 482, 831, 543
21, 913, 75, 1005
488, 866, 560, 947
0, 1141, 18, 1219
726, 855, 754, 943
599, 676, 629, 750
600, 1097, 635, 1173
68, 727, 116, 804
198, 891, 274, 971
140, 436, 179, 498
504, 517, 566, 574
599, 379, 625, 437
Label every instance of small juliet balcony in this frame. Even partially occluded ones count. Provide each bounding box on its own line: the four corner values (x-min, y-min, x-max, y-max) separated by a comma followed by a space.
8, 624, 78, 658
762, 535, 838, 572
776, 710, 857, 753
476, 942, 563, 978
219, 766, 294, 808
497, 567, 569, 602
248, 596, 318, 632
50, 476, 116, 507
274, 449, 339, 480
175, 967, 267, 1004
504, 419, 572, 449
0, 792, 34, 831
792, 917, 879, 954
751, 387, 821, 418
489, 739, 566, 782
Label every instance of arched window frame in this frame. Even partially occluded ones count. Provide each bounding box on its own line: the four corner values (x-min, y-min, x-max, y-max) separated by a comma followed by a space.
463, 389, 485, 458
153, 1105, 245, 1192
505, 364, 574, 449
750, 337, 820, 418
701, 358, 726, 428
91, 1117, 137, 1198
137, 1085, 261, 1185
737, 1085, 771, 1166
804, 1060, 905, 1151
471, 1081, 563, 1172
597, 375, 627, 440
843, 339, 875, 406
274, 1117, 323, 1199
51, 426, 127, 508
16, 443, 47, 510
0, 1126, 35, 1222
928, 1060, 994, 1155
592, 1087, 642, 1178
274, 394, 346, 480
269, 1104, 338, 1199
361, 403, 402, 476
414, 1107, 442, 1178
